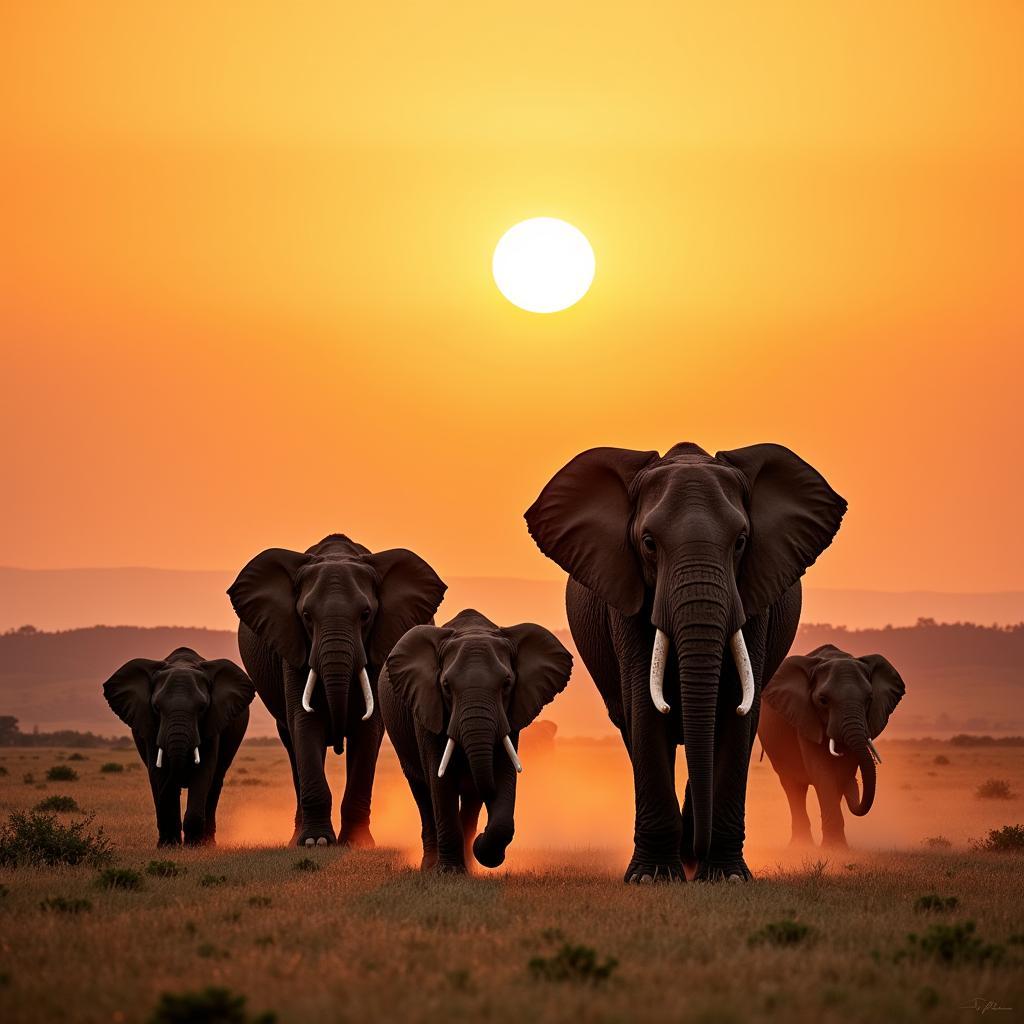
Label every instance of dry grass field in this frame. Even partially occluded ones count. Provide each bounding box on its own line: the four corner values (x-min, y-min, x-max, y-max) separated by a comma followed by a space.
1, 738, 1022, 1023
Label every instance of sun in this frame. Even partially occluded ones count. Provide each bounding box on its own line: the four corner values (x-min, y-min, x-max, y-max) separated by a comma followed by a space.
492, 218, 595, 313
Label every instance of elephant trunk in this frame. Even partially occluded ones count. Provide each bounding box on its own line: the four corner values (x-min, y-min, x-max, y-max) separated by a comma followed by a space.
158, 711, 198, 781
456, 703, 499, 802
839, 707, 877, 817
669, 565, 731, 863
312, 629, 355, 748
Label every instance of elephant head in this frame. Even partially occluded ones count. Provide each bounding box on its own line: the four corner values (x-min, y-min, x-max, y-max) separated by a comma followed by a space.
387, 609, 571, 859
103, 648, 254, 779
525, 442, 846, 860
764, 644, 905, 815
228, 535, 446, 749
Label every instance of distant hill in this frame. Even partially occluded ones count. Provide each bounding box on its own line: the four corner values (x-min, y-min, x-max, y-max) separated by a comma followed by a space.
1, 620, 1020, 740
3, 567, 1024, 633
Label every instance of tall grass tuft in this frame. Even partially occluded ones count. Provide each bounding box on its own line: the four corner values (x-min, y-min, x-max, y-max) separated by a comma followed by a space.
0, 811, 112, 868
148, 986, 276, 1024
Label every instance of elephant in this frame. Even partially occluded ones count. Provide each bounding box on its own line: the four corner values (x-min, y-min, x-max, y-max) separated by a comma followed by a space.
379, 609, 572, 873
525, 442, 846, 882
102, 647, 255, 847
228, 534, 446, 847
758, 644, 905, 847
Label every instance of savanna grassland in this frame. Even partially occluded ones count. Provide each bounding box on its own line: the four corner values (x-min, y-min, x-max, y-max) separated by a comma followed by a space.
0, 739, 1022, 1024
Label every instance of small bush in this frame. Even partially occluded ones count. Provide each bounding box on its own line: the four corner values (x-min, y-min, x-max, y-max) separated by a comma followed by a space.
67, 753, 87, 762
248, 896, 272, 908
34, 795, 80, 813
923, 835, 953, 850
0, 884, 8, 899
0, 811, 112, 868
148, 986, 276, 1024
197, 943, 230, 960
529, 944, 618, 984
40, 896, 92, 914
0, 765, 7, 777
98, 867, 143, 891
899, 921, 1004, 966
976, 778, 1014, 800
970, 825, 1024, 853
933, 754, 950, 765
199, 873, 228, 888
147, 860, 186, 878
749, 918, 813, 948
22, 773, 34, 784
46, 765, 78, 782
294, 858, 320, 873
914, 894, 959, 913
100, 762, 124, 774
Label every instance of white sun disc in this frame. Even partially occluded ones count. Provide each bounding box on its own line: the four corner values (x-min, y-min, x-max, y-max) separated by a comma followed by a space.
492, 218, 595, 313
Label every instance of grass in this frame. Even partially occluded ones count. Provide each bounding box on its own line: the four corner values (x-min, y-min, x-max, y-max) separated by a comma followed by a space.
914, 893, 959, 913
970, 824, 1024, 853
39, 895, 92, 914
45, 765, 78, 782
0, 811, 112, 867
99, 762, 124, 773
97, 867, 143, 890
34, 795, 80, 813
748, 917, 814, 947
976, 778, 1014, 800
1, 741, 1023, 1024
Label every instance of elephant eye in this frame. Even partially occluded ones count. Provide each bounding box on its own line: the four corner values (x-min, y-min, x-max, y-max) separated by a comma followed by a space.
735, 534, 748, 553
641, 535, 656, 554
361, 607, 372, 623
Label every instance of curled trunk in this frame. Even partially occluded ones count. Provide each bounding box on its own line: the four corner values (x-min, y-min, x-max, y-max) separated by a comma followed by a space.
839, 711, 877, 816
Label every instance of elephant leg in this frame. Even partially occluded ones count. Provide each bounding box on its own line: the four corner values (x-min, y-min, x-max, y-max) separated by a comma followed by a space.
338, 713, 385, 848
153, 776, 183, 847
783, 777, 813, 846
431, 773, 467, 873
290, 708, 334, 846
680, 782, 696, 872
408, 776, 438, 870
473, 752, 517, 869
277, 721, 303, 844
817, 783, 847, 848
460, 794, 483, 867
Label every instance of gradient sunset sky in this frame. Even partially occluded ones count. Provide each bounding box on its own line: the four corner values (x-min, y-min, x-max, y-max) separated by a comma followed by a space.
2, 3, 1021, 593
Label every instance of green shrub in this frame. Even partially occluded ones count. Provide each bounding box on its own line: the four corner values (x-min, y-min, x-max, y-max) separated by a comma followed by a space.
98, 867, 143, 891
0, 811, 112, 868
147, 859, 186, 878
100, 762, 124, 774
148, 987, 276, 1024
67, 753, 88, 762
914, 894, 959, 913
529, 944, 618, 984
199, 874, 228, 888
976, 778, 1014, 800
294, 858, 320, 873
40, 896, 92, 914
46, 765, 78, 782
749, 918, 813, 948
970, 825, 1024, 853
34, 795, 80, 813
899, 922, 1004, 966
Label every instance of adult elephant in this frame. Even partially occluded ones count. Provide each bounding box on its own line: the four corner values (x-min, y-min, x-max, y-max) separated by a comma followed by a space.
228, 534, 446, 847
525, 442, 846, 881
759, 644, 905, 847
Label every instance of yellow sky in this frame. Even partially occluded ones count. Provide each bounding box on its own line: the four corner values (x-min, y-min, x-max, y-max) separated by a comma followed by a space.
2, 2, 1022, 592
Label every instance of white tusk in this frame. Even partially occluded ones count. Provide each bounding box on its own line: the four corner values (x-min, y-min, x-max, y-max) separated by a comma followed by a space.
359, 667, 374, 721
437, 737, 456, 778
829, 738, 843, 757
649, 629, 670, 714
730, 630, 755, 716
867, 738, 882, 765
302, 669, 317, 712
156, 748, 163, 769
194, 747, 200, 765
503, 735, 523, 773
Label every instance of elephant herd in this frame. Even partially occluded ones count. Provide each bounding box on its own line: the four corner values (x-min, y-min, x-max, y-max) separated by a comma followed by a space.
103, 441, 906, 881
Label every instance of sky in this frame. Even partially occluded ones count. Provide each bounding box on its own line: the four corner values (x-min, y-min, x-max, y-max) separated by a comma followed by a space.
2, 2, 1022, 593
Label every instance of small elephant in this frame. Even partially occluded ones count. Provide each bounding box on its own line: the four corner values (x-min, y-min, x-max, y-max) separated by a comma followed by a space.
102, 647, 255, 847
379, 609, 572, 873
228, 534, 447, 847
759, 644, 905, 847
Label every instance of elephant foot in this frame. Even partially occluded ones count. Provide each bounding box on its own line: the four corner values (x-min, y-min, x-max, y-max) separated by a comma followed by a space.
821, 835, 848, 850
297, 823, 335, 847
157, 835, 181, 848
696, 857, 752, 883
338, 824, 375, 849
431, 860, 467, 876
420, 849, 439, 872
623, 855, 685, 884
788, 833, 814, 848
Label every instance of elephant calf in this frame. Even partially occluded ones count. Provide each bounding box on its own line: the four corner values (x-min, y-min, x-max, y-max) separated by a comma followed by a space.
379, 609, 572, 873
103, 647, 255, 846
758, 643, 905, 848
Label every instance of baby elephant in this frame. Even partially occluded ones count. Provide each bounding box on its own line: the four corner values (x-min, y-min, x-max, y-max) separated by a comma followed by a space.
103, 647, 255, 846
380, 609, 572, 873
759, 643, 905, 847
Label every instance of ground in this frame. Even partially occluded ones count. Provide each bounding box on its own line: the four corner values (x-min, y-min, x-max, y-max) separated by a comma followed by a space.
0, 739, 1021, 1023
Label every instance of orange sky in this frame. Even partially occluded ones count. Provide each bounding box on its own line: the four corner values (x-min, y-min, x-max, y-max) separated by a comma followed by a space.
2, 3, 1022, 592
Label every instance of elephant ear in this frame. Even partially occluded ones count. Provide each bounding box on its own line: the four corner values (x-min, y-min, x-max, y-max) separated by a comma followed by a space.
861, 654, 906, 738
103, 658, 164, 738
227, 548, 310, 668
525, 447, 659, 616
716, 444, 847, 622
763, 655, 822, 744
385, 625, 451, 733
364, 549, 447, 670
200, 659, 256, 738
505, 624, 573, 732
